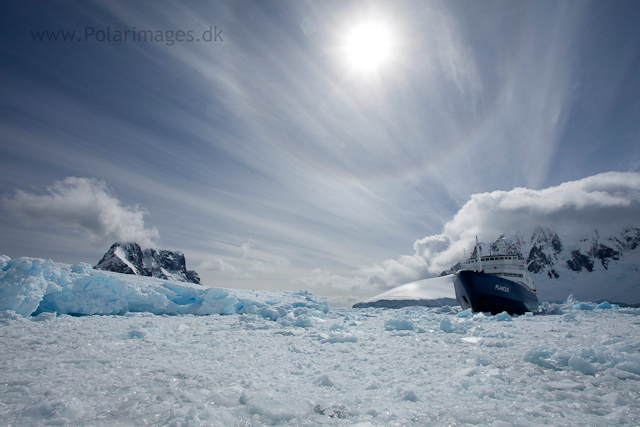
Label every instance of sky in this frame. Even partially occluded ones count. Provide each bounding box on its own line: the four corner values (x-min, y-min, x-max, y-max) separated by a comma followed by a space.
1, 0, 639, 306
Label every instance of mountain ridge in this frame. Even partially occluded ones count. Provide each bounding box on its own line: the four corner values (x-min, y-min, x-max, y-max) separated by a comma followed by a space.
94, 242, 201, 284
442, 227, 640, 303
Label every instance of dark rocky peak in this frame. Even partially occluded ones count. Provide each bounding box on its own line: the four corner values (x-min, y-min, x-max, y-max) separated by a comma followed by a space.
439, 262, 463, 276
488, 234, 524, 257
143, 248, 186, 273
609, 227, 640, 252
95, 242, 145, 275
529, 227, 563, 255
525, 228, 562, 277
94, 242, 201, 284
565, 229, 631, 272
566, 249, 595, 273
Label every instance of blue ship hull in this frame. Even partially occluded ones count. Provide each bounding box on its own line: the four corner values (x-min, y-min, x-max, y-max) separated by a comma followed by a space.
454, 270, 539, 315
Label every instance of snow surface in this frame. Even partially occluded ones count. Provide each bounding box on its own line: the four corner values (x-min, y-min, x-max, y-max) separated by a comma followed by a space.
2, 256, 640, 426
361, 275, 457, 303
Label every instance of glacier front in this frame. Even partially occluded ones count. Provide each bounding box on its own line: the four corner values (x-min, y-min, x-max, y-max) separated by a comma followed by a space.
0, 255, 329, 318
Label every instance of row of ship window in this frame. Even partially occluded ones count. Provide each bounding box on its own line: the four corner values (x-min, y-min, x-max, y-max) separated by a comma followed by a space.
497, 272, 524, 278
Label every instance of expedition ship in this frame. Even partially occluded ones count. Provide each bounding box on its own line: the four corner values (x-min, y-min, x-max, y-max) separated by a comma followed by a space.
454, 237, 539, 314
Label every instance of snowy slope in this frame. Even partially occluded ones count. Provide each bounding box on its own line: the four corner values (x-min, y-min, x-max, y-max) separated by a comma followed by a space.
113, 246, 139, 274
353, 275, 457, 308
0, 256, 328, 319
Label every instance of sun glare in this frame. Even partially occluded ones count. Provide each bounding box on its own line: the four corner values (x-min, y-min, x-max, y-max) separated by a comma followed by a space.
345, 22, 392, 72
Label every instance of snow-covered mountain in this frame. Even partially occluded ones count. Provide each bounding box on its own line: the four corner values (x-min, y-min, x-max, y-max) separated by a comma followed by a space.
444, 227, 640, 304
94, 242, 201, 284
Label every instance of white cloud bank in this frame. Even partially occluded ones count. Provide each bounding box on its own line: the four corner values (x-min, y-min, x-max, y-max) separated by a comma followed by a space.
2, 177, 159, 246
429, 171, 640, 271
302, 172, 640, 295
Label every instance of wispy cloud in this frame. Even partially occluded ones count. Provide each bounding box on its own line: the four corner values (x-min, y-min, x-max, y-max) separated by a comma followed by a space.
2, 177, 159, 247
199, 257, 250, 278
240, 241, 254, 259
199, 239, 292, 280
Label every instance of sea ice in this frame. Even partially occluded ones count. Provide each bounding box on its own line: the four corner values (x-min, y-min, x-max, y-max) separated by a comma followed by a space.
1, 256, 640, 426
384, 318, 415, 331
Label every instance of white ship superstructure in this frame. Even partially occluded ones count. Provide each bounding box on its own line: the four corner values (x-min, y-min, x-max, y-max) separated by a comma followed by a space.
463, 254, 535, 291
454, 237, 539, 314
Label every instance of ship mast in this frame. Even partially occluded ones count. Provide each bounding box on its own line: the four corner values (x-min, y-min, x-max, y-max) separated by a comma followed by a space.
476, 236, 482, 272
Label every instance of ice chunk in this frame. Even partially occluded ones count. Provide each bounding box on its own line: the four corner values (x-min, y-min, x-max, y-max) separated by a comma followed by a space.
26, 396, 89, 424
400, 389, 419, 402
128, 328, 148, 339
617, 361, 640, 375
439, 317, 454, 332
523, 346, 559, 370
0, 310, 23, 321
384, 318, 414, 331
295, 315, 313, 328
538, 301, 564, 315
603, 392, 628, 406
594, 301, 613, 310
321, 334, 358, 344
70, 262, 92, 275
493, 311, 512, 322
0, 255, 10, 269
0, 257, 52, 317
475, 354, 492, 366
542, 380, 586, 391
313, 374, 335, 387
568, 356, 596, 375
457, 308, 473, 318
31, 312, 56, 322
196, 288, 237, 315
365, 381, 381, 390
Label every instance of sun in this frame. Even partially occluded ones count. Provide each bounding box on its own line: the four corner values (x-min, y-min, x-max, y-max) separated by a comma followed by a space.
344, 22, 392, 72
